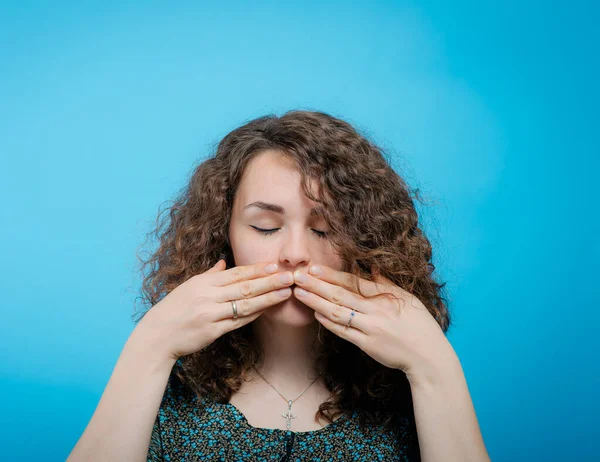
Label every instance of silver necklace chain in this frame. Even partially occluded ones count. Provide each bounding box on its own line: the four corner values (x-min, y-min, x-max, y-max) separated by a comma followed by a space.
252, 365, 322, 430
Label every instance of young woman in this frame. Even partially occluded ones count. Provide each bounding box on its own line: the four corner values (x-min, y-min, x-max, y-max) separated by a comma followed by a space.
68, 110, 490, 461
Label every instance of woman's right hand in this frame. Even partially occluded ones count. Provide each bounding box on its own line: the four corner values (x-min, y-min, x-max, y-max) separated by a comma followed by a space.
133, 259, 294, 362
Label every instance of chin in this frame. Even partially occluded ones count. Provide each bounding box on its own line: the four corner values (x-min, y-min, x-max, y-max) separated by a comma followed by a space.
262, 289, 317, 326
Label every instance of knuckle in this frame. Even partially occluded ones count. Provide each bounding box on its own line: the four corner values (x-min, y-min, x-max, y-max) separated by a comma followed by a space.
229, 268, 243, 284
331, 304, 342, 319
238, 298, 251, 317
239, 281, 253, 297
192, 291, 211, 305
395, 297, 407, 312
381, 293, 400, 311
332, 289, 344, 304
373, 320, 387, 336
192, 309, 211, 326
344, 273, 356, 290
372, 304, 386, 320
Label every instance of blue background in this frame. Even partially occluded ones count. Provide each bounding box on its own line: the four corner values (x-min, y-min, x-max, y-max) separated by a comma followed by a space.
1, 1, 598, 460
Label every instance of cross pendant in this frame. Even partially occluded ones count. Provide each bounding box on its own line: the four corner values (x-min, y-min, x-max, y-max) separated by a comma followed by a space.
281, 400, 297, 430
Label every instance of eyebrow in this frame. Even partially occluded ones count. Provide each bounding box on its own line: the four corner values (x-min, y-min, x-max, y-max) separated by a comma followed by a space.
243, 201, 323, 217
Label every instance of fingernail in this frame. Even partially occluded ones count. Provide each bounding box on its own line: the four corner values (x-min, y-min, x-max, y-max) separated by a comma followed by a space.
294, 271, 307, 283
309, 265, 322, 277
296, 287, 308, 297
277, 288, 291, 297
265, 263, 278, 273
280, 272, 293, 284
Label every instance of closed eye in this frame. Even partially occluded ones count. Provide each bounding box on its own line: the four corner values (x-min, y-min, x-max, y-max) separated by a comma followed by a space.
250, 226, 328, 239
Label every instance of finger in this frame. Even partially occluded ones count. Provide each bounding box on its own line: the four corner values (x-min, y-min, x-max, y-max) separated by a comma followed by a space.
211, 261, 280, 287
314, 310, 367, 346
214, 285, 293, 320
215, 307, 266, 336
294, 286, 370, 333
372, 271, 393, 287
371, 271, 417, 310
371, 264, 413, 301
205, 259, 226, 273
294, 271, 370, 314
216, 271, 294, 303
307, 265, 386, 299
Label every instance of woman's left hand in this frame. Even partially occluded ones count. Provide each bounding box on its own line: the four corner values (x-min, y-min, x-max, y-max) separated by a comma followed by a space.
292, 264, 456, 383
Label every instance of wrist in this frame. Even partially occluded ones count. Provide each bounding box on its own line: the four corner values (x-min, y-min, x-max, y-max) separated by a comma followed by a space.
405, 345, 462, 390
126, 320, 178, 372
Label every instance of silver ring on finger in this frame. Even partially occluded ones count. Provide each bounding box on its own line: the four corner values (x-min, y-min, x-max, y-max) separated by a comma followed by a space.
346, 308, 355, 327
231, 300, 239, 319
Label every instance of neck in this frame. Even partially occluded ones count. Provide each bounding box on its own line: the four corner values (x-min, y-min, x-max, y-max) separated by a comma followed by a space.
251, 318, 321, 393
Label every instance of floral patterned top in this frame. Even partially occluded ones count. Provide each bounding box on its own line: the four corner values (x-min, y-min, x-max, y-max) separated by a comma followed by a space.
147, 370, 420, 461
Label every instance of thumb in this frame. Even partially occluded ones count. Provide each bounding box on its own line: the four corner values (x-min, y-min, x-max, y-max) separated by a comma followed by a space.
370, 264, 389, 285
371, 263, 382, 281
206, 259, 226, 273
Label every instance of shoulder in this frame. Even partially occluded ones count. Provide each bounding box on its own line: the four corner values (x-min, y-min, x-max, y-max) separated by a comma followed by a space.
159, 366, 205, 413
158, 365, 225, 427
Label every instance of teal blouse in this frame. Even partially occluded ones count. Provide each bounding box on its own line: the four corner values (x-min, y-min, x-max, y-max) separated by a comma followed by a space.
147, 371, 420, 461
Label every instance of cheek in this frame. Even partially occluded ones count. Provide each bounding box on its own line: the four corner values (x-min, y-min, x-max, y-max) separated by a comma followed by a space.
229, 228, 274, 265
321, 244, 344, 270
332, 256, 345, 271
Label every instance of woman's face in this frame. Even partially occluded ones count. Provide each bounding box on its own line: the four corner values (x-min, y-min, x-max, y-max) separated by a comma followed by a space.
228, 149, 343, 326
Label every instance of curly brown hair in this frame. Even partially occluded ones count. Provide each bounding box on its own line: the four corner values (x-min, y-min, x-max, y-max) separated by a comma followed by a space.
133, 109, 451, 435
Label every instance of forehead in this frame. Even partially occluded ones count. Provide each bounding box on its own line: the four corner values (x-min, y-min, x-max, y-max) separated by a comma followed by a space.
236, 150, 320, 206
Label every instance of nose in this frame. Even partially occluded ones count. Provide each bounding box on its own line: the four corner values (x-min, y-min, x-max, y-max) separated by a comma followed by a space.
278, 228, 312, 270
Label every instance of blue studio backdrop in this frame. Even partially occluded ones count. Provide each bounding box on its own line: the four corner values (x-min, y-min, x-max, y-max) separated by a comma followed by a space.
1, 1, 598, 461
